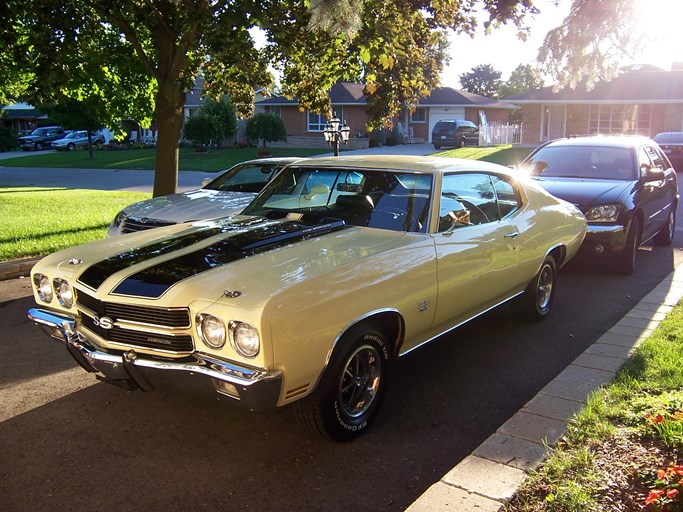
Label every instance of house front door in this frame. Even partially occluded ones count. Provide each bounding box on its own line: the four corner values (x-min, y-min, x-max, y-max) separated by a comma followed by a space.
541, 104, 566, 142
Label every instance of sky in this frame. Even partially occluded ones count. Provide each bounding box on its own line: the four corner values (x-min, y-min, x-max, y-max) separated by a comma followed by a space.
440, 0, 683, 89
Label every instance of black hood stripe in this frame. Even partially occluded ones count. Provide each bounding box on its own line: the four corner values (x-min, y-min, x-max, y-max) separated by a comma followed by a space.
107, 219, 346, 299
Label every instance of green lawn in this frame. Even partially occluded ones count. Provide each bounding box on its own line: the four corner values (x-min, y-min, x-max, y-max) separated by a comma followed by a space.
435, 145, 533, 166
0, 187, 150, 261
1, 146, 331, 172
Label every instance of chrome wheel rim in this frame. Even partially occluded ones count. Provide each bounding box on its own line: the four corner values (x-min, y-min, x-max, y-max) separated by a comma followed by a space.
536, 264, 553, 311
338, 344, 382, 418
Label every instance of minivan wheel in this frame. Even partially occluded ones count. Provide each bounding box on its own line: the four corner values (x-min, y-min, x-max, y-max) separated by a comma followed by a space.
458, 138, 466, 148
654, 207, 676, 246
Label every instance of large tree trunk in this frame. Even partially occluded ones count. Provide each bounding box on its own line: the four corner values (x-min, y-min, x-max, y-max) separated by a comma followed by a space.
152, 81, 185, 197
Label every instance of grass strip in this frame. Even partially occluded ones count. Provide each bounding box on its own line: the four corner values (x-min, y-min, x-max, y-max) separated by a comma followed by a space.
506, 303, 683, 511
0, 187, 150, 260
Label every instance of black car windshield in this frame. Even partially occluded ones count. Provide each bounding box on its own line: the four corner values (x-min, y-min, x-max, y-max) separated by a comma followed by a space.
204, 163, 283, 193
524, 146, 637, 181
242, 166, 433, 233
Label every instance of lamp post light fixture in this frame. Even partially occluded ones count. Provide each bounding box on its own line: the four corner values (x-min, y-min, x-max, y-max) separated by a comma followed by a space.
323, 112, 351, 156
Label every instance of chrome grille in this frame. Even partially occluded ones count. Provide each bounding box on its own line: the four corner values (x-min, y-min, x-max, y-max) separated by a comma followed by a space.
121, 216, 176, 234
76, 289, 190, 328
80, 315, 194, 351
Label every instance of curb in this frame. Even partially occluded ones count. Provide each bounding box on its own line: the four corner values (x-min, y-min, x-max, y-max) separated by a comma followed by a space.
0, 257, 40, 281
406, 266, 683, 511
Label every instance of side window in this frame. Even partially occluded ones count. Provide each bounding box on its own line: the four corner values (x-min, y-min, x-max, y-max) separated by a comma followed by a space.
491, 176, 522, 218
440, 173, 498, 231
638, 147, 654, 177
645, 145, 665, 170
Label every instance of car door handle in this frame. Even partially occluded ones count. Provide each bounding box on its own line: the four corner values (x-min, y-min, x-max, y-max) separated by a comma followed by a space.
504, 232, 520, 238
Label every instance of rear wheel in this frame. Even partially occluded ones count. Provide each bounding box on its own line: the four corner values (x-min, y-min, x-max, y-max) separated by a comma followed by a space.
296, 322, 390, 441
519, 255, 556, 322
654, 207, 676, 246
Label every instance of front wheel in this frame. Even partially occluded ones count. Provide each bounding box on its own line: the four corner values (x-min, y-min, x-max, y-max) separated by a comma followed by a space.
433, 143, 441, 149
34, 142, 44, 151
519, 255, 556, 322
458, 138, 466, 148
614, 218, 639, 275
296, 323, 390, 441
67, 142, 75, 151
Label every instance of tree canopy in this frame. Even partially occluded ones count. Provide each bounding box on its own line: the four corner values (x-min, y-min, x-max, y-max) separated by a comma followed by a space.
459, 64, 503, 98
1, 0, 642, 196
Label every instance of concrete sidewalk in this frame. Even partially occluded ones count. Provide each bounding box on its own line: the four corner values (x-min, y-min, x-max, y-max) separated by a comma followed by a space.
406, 266, 683, 511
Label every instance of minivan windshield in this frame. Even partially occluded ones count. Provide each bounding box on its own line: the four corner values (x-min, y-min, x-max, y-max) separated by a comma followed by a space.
523, 146, 637, 181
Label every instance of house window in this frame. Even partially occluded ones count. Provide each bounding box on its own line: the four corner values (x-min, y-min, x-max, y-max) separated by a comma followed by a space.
267, 106, 281, 117
307, 107, 343, 132
410, 108, 426, 123
588, 105, 651, 135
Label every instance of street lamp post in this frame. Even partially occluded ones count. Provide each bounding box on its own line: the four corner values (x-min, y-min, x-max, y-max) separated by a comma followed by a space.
323, 112, 351, 156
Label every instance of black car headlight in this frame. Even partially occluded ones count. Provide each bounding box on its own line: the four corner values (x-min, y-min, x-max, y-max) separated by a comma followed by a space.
585, 204, 620, 222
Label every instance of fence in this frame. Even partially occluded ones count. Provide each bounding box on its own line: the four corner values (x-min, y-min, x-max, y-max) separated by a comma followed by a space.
479, 123, 522, 146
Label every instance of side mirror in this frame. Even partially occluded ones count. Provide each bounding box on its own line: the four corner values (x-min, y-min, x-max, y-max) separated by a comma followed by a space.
642, 163, 664, 182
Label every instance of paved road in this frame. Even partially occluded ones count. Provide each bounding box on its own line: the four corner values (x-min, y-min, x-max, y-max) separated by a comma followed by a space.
3, 238, 683, 511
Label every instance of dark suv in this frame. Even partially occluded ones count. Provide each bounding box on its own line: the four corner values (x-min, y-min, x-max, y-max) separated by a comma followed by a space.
18, 126, 65, 151
432, 120, 479, 149
520, 135, 678, 274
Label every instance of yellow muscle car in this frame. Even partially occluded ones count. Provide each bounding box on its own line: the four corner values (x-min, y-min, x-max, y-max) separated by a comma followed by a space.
28, 155, 586, 441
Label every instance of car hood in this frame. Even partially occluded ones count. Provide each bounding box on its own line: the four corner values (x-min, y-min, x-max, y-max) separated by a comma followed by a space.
121, 188, 256, 224
532, 177, 633, 208
39, 216, 412, 309
18, 135, 40, 141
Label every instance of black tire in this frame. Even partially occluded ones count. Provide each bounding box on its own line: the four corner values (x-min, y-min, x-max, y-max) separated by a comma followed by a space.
458, 138, 466, 148
34, 142, 43, 151
433, 143, 441, 149
654, 207, 676, 246
296, 322, 390, 441
519, 255, 556, 322
67, 142, 75, 151
614, 218, 640, 275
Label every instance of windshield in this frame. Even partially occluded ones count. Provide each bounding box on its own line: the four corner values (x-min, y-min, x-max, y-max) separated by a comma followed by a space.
31, 128, 48, 136
242, 166, 433, 233
523, 145, 637, 180
204, 162, 284, 193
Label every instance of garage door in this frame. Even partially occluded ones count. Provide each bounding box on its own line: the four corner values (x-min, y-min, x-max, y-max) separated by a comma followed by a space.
428, 108, 465, 142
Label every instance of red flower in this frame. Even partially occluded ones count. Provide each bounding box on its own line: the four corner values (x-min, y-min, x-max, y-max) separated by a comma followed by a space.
646, 489, 666, 505
667, 488, 679, 499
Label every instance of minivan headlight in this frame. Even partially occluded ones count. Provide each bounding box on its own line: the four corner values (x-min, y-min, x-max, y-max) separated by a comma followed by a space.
585, 204, 620, 222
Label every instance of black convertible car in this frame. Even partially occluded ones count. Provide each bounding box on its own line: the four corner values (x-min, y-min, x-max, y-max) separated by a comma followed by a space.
520, 135, 678, 274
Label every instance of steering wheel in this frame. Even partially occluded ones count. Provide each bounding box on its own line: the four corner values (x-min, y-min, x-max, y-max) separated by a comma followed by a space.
458, 199, 490, 223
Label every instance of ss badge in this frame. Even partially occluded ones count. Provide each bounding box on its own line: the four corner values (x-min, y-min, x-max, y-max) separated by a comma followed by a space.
418, 299, 430, 313
93, 315, 114, 329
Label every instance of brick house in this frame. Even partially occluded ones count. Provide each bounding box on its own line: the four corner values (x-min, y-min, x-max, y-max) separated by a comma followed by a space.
503, 66, 683, 146
257, 82, 512, 145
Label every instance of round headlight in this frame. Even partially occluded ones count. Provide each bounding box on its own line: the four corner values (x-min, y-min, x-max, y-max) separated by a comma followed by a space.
230, 321, 260, 358
585, 204, 620, 222
197, 314, 226, 349
34, 274, 53, 303
54, 279, 74, 308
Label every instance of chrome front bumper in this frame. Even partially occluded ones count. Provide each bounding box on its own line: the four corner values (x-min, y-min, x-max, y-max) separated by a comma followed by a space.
28, 308, 282, 411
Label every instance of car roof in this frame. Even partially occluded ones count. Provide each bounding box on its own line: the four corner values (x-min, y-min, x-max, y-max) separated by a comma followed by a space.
543, 135, 655, 149
290, 155, 510, 176
238, 157, 303, 165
